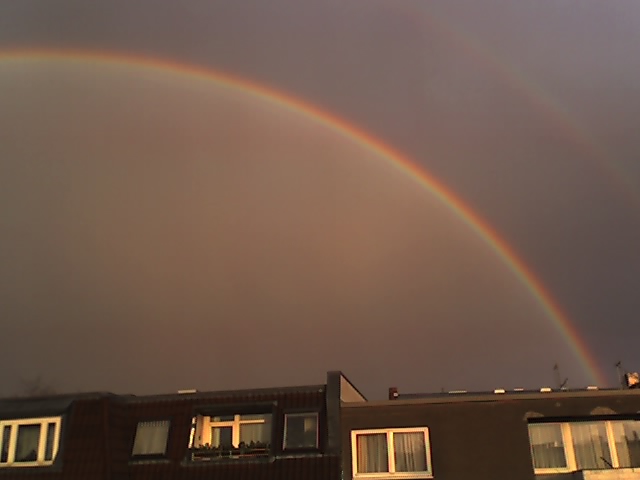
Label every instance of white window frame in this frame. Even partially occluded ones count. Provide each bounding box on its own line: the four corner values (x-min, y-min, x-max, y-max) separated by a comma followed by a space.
0, 417, 62, 468
351, 427, 433, 479
528, 423, 576, 475
282, 412, 319, 450
529, 420, 640, 475
190, 414, 271, 449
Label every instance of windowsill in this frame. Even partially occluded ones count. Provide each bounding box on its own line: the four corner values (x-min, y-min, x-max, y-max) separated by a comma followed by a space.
281, 447, 321, 455
0, 462, 56, 468
129, 457, 171, 465
190, 447, 270, 461
353, 473, 433, 479
183, 454, 275, 466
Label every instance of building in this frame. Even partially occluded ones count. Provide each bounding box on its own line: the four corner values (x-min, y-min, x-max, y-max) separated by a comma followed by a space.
6, 370, 640, 480
341, 384, 640, 480
0, 371, 363, 480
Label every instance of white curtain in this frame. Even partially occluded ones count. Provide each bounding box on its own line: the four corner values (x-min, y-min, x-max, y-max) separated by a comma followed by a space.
613, 421, 640, 468
239, 422, 270, 446
571, 423, 611, 469
15, 425, 40, 462
528, 424, 567, 469
394, 432, 427, 472
132, 421, 169, 455
357, 433, 388, 473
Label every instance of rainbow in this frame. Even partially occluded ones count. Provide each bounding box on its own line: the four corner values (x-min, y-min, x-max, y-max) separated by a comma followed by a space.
0, 48, 609, 386
388, 4, 640, 210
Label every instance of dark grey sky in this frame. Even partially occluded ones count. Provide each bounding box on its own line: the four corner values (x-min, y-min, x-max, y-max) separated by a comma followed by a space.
1, 0, 639, 399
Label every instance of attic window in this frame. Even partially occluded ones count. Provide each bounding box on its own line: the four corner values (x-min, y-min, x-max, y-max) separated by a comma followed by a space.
132, 420, 170, 456
283, 413, 319, 450
0, 417, 62, 468
189, 413, 272, 460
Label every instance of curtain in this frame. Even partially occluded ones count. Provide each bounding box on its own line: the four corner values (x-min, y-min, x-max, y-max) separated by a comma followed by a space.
239, 422, 270, 446
357, 433, 388, 473
571, 422, 612, 469
132, 421, 169, 455
15, 425, 40, 462
394, 432, 427, 472
528, 424, 567, 469
613, 421, 640, 468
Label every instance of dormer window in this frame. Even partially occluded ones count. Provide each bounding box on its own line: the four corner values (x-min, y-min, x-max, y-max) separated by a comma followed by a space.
189, 413, 272, 460
0, 417, 62, 467
283, 413, 319, 450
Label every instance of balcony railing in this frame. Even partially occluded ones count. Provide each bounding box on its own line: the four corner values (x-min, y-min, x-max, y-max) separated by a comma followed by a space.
190, 442, 270, 461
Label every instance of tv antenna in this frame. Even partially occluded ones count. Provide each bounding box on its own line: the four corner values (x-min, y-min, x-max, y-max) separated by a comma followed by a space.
553, 363, 568, 390
616, 361, 625, 388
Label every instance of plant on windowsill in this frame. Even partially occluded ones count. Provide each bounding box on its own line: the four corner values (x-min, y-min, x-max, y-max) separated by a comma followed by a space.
191, 441, 271, 461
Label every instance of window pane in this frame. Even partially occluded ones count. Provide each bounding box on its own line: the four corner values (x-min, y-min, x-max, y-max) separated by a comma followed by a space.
44, 423, 57, 461
240, 419, 271, 446
394, 432, 428, 472
212, 426, 233, 448
0, 426, 10, 463
356, 433, 389, 473
571, 422, 612, 470
612, 421, 640, 468
284, 414, 318, 449
528, 424, 567, 469
132, 420, 170, 456
15, 424, 40, 462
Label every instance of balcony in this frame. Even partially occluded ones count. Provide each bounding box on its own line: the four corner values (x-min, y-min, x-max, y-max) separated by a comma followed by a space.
190, 442, 270, 461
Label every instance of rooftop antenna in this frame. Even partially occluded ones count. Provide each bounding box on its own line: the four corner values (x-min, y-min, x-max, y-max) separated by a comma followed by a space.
616, 361, 625, 389
553, 363, 568, 390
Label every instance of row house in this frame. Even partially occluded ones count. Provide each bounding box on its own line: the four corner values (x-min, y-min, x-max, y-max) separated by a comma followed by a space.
5, 370, 640, 479
0, 371, 365, 480
342, 382, 640, 480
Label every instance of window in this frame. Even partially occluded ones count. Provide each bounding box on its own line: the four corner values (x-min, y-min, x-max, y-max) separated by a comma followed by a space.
528, 420, 640, 475
351, 427, 433, 479
0, 417, 62, 467
132, 420, 170, 457
283, 412, 319, 450
189, 413, 272, 460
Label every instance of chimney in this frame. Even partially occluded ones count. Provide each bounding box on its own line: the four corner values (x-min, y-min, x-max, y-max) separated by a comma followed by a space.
389, 387, 399, 400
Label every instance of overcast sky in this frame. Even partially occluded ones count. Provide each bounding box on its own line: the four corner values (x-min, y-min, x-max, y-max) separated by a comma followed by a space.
1, 0, 639, 399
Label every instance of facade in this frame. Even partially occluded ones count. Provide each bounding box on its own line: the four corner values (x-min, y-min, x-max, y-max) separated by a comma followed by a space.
341, 385, 640, 480
6, 371, 640, 480
0, 371, 363, 480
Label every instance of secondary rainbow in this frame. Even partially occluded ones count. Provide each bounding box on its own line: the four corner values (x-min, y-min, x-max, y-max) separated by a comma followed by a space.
387, 4, 640, 210
0, 48, 609, 386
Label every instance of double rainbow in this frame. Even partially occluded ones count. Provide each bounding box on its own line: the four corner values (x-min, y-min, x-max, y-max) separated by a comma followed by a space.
0, 48, 608, 386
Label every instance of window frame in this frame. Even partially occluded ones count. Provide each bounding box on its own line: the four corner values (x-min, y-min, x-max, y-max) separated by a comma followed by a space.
528, 419, 640, 475
0, 417, 62, 468
131, 419, 171, 458
351, 427, 433, 479
188, 409, 274, 462
282, 412, 320, 451
527, 422, 575, 475
192, 413, 272, 449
